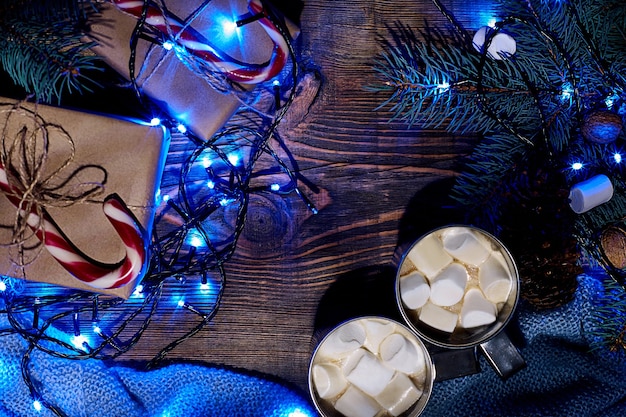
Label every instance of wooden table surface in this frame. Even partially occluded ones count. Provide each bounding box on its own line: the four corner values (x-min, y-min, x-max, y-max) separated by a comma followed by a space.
122, 0, 503, 394
0, 0, 499, 398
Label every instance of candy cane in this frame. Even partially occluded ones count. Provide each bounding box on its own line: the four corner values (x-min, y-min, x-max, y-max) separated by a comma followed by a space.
0, 162, 147, 290
111, 0, 289, 84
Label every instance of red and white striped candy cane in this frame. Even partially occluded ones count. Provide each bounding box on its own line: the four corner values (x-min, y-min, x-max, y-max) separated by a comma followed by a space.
0, 162, 147, 290
111, 0, 289, 84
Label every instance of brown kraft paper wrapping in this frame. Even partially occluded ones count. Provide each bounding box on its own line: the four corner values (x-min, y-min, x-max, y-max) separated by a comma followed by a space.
0, 98, 169, 298
89, 0, 295, 141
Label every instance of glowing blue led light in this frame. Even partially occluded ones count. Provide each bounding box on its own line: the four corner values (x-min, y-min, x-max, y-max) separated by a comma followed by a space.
487, 18, 497, 28
606, 97, 615, 109
70, 334, 89, 350
605, 93, 619, 109
207, 180, 215, 189
177, 299, 186, 308
228, 153, 239, 166
33, 400, 42, 412
220, 198, 231, 206
186, 229, 206, 248
200, 282, 211, 292
270, 183, 281, 191
437, 82, 450, 91
150, 117, 161, 126
177, 123, 187, 134
561, 83, 573, 101
132, 284, 144, 298
0, 280, 6, 292
221, 18, 238, 36
190, 235, 203, 247
273, 79, 281, 87
93, 325, 102, 335
614, 153, 622, 163
286, 408, 313, 417
162, 194, 170, 203
571, 162, 583, 170
202, 156, 212, 168
162, 40, 174, 50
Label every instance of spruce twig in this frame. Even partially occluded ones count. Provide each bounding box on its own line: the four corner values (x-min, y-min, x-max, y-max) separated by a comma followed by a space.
0, 0, 102, 103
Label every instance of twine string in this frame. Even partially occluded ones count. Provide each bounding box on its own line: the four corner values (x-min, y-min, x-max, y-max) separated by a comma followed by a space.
0, 101, 107, 264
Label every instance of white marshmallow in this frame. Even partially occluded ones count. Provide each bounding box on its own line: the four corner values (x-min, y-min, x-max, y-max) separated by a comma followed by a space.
418, 302, 458, 333
429, 262, 468, 307
569, 174, 614, 213
406, 233, 453, 279
441, 227, 490, 266
312, 363, 348, 400
334, 386, 382, 417
374, 372, 423, 417
472, 26, 517, 60
317, 320, 366, 360
379, 333, 425, 375
478, 252, 513, 303
460, 288, 498, 329
363, 318, 396, 355
400, 271, 431, 310
343, 348, 395, 397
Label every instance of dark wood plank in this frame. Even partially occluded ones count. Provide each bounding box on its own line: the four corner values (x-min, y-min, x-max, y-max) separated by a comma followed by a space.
115, 0, 503, 393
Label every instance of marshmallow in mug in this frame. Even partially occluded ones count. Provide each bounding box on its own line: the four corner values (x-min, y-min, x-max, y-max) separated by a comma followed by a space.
399, 227, 514, 333
311, 318, 428, 417
440, 227, 491, 266
315, 320, 367, 360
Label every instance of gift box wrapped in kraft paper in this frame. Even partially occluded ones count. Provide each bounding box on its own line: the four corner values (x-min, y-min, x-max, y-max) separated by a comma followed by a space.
0, 98, 169, 299
89, 0, 299, 141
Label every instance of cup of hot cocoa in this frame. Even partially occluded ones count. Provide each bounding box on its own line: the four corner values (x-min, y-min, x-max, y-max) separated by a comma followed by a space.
395, 225, 524, 377
308, 316, 435, 417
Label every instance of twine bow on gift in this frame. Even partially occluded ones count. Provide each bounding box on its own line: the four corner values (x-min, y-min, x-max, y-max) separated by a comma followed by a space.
0, 102, 148, 290
0, 104, 107, 249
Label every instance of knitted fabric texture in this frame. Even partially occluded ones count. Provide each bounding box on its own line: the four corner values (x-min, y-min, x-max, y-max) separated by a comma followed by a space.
422, 273, 626, 417
0, 315, 315, 417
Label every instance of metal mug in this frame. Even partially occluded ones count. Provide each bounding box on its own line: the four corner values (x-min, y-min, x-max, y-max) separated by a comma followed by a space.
394, 225, 525, 380
308, 316, 436, 417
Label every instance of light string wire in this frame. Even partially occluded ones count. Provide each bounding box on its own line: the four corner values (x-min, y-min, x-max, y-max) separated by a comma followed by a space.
0, 1, 313, 415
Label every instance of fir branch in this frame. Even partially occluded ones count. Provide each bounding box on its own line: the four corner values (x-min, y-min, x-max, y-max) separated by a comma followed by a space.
0, 1, 102, 103
0, 0, 96, 23
450, 132, 529, 233
588, 276, 626, 356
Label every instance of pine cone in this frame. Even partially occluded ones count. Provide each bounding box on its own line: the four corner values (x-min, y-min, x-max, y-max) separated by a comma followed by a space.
499, 164, 582, 309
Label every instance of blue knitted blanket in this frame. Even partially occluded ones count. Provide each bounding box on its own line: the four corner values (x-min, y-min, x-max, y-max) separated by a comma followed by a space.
0, 319, 315, 416
423, 273, 626, 417
1, 273, 624, 417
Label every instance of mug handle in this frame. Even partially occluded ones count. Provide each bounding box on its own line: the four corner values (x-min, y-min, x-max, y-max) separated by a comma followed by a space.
479, 331, 526, 379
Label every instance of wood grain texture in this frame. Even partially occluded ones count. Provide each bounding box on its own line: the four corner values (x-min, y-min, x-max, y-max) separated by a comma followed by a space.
118, 0, 501, 393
